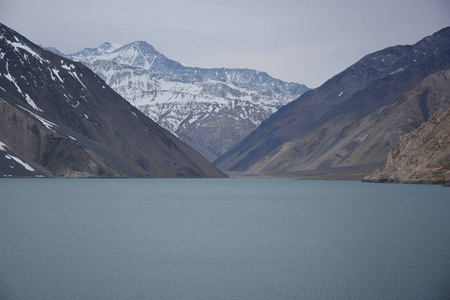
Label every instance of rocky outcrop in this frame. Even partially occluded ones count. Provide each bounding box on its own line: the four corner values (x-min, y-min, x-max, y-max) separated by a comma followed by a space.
364, 107, 450, 184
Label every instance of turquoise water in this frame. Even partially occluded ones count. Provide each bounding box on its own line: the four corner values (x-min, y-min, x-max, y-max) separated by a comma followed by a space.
1, 179, 449, 299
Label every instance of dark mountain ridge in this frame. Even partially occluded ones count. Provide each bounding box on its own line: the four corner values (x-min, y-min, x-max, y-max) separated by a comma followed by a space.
0, 23, 226, 177
215, 27, 450, 176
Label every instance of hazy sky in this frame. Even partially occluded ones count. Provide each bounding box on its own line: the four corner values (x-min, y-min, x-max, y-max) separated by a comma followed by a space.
1, 0, 449, 87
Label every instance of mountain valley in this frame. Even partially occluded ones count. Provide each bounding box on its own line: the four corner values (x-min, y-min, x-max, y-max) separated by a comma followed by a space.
58, 42, 309, 161
2, 23, 449, 181
0, 23, 226, 178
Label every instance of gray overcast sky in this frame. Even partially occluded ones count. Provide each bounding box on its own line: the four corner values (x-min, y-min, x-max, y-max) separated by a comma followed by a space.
1, 0, 449, 88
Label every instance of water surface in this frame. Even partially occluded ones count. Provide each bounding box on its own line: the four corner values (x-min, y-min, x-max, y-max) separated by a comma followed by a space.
1, 179, 449, 299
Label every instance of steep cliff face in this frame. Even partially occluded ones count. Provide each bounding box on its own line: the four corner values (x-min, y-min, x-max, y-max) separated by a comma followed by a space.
364, 107, 450, 184
215, 27, 450, 177
0, 23, 226, 178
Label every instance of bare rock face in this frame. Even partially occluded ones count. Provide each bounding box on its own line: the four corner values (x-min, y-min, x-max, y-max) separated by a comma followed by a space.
364, 107, 450, 184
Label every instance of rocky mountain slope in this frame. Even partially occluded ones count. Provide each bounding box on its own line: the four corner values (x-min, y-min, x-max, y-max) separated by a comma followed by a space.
0, 23, 226, 178
364, 107, 450, 184
215, 27, 450, 177
63, 42, 309, 161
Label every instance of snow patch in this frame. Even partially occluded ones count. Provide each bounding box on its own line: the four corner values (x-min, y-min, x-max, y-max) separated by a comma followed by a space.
0, 140, 9, 152
61, 63, 76, 71
69, 71, 88, 90
4, 62, 42, 111
52, 68, 64, 82
18, 105, 58, 132
390, 68, 404, 75
5, 154, 35, 171
147, 55, 156, 70
4, 61, 23, 93
5, 39, 49, 64
71, 100, 80, 108
188, 115, 199, 124
49, 68, 56, 81
24, 94, 42, 111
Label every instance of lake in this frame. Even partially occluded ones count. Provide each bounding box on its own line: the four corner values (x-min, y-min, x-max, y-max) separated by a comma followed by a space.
0, 179, 449, 299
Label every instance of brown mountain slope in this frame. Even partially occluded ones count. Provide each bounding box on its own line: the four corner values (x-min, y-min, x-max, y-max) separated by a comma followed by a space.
215, 27, 450, 177
364, 107, 450, 184
247, 69, 450, 174
0, 23, 226, 178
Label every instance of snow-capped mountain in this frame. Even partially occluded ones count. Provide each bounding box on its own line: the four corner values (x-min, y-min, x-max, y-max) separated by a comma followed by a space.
65, 42, 309, 161
0, 23, 226, 178
68, 42, 123, 64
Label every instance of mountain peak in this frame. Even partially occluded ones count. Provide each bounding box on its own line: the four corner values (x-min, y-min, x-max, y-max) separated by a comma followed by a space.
94, 41, 169, 70
43, 46, 65, 56
132, 40, 154, 48
68, 42, 122, 62
99, 42, 122, 52
126, 41, 160, 56
64, 37, 309, 160
0, 22, 227, 178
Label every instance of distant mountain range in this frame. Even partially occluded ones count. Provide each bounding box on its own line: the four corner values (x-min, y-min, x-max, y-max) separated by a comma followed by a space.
215, 27, 450, 178
2, 22, 448, 181
51, 42, 309, 161
0, 23, 226, 178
